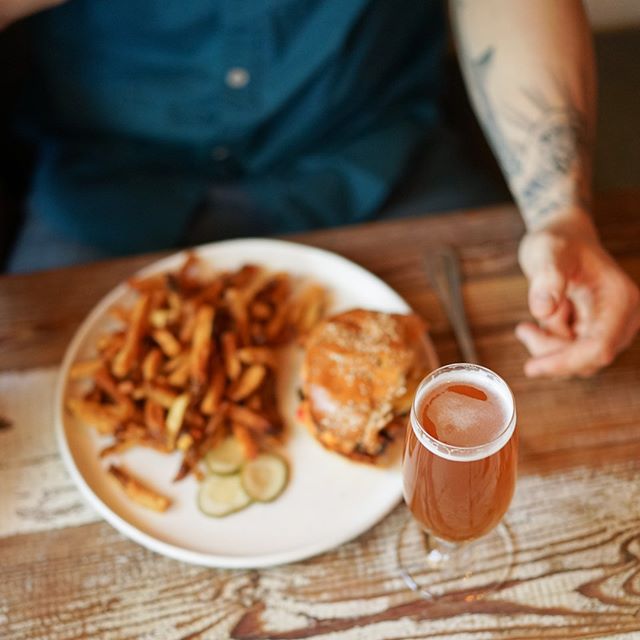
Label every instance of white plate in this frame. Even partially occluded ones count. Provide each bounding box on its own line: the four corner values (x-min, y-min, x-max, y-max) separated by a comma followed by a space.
55, 238, 438, 568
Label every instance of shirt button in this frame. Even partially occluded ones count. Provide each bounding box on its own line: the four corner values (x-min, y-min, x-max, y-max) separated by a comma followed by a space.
225, 67, 250, 89
211, 146, 230, 161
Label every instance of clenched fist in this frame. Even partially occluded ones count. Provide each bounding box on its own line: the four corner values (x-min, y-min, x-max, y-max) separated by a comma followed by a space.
516, 214, 640, 378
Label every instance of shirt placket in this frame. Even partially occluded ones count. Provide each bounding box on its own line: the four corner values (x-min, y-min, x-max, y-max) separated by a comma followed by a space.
211, 1, 265, 179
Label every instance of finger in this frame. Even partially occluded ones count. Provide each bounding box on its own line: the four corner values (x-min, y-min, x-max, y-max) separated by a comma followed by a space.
515, 322, 571, 357
528, 267, 568, 321
519, 232, 577, 321
540, 297, 574, 339
524, 338, 608, 378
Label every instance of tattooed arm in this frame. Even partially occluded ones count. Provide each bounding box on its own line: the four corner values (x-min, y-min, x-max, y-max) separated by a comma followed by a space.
450, 0, 595, 231
450, 0, 639, 377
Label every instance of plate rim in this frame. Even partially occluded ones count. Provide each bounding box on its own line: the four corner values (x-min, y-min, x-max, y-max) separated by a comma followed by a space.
54, 237, 434, 568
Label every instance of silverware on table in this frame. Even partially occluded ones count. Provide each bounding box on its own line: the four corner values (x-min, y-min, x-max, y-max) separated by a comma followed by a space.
424, 245, 479, 364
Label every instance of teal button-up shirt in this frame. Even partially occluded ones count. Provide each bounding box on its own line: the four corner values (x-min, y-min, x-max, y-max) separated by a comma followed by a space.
23, 0, 444, 252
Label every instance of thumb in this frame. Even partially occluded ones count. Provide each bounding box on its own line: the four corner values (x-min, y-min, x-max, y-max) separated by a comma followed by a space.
519, 232, 573, 321
528, 266, 568, 320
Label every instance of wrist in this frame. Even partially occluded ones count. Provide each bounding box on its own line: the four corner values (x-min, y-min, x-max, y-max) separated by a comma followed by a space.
523, 205, 598, 242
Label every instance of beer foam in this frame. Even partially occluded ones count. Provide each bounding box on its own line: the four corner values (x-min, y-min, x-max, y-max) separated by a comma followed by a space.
411, 365, 515, 461
426, 384, 508, 447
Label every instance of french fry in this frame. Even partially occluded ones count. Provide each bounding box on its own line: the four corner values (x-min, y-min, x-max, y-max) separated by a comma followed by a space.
262, 273, 290, 304
228, 404, 272, 433
93, 367, 135, 416
237, 347, 278, 369
108, 464, 171, 512
67, 398, 126, 435
225, 288, 250, 345
192, 466, 205, 482
200, 366, 226, 415
128, 273, 168, 293
144, 399, 165, 439
149, 288, 169, 311
142, 348, 163, 381
229, 264, 261, 288
115, 421, 147, 441
293, 284, 328, 335
144, 383, 178, 409
131, 386, 146, 401
176, 252, 201, 291
232, 422, 259, 459
176, 433, 193, 452
166, 393, 190, 450
222, 332, 241, 380
260, 372, 281, 419
167, 291, 182, 315
83, 387, 103, 403
189, 305, 214, 389
117, 379, 135, 394
250, 301, 272, 320
149, 308, 178, 329
112, 293, 151, 378
163, 353, 187, 374
152, 329, 181, 357
136, 438, 170, 454
179, 302, 198, 344
185, 410, 206, 430
173, 445, 199, 482
99, 439, 138, 458
98, 332, 125, 361
228, 364, 266, 402
201, 405, 228, 444
69, 359, 103, 380
167, 359, 190, 388
109, 305, 131, 324
248, 322, 263, 345
265, 301, 290, 342
243, 270, 271, 301
192, 278, 224, 306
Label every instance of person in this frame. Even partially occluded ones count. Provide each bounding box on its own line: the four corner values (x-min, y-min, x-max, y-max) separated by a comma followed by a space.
1, 0, 638, 378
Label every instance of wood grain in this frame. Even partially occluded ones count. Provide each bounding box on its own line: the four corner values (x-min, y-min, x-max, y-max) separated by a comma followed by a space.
1, 191, 640, 639
0, 368, 98, 537
3, 463, 640, 639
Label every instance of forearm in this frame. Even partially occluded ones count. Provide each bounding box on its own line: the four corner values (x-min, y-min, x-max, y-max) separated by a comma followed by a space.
449, 0, 596, 234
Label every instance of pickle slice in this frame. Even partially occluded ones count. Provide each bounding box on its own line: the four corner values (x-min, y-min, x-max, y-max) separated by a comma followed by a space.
197, 474, 251, 517
205, 437, 245, 475
241, 453, 289, 502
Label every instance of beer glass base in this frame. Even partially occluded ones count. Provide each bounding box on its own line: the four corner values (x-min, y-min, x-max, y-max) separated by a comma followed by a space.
397, 514, 515, 600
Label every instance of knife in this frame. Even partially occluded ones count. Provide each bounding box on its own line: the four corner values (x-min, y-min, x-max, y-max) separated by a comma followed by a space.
424, 245, 479, 364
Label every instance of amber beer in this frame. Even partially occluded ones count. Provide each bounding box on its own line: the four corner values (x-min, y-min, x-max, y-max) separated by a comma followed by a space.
403, 364, 517, 543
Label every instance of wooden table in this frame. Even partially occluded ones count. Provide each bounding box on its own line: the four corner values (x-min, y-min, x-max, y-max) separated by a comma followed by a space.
1, 192, 640, 639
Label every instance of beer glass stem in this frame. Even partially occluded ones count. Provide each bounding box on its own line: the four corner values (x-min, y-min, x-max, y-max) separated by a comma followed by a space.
397, 513, 515, 600
424, 534, 460, 565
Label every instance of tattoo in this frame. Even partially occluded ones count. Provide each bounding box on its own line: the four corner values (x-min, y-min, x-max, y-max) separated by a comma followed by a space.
463, 46, 592, 226
469, 48, 521, 176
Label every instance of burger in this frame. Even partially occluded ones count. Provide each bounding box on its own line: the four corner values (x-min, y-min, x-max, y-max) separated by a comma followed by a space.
298, 308, 434, 462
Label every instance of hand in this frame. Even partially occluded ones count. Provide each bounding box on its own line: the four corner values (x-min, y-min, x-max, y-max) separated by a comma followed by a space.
516, 217, 640, 378
0, 0, 66, 30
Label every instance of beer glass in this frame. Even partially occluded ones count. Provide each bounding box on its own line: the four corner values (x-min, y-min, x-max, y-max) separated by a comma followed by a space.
399, 363, 518, 599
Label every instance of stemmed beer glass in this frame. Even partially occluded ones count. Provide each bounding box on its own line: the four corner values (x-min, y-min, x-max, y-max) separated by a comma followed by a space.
399, 363, 518, 599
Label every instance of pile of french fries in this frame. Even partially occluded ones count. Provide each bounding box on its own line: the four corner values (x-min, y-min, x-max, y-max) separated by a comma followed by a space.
66, 254, 328, 511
